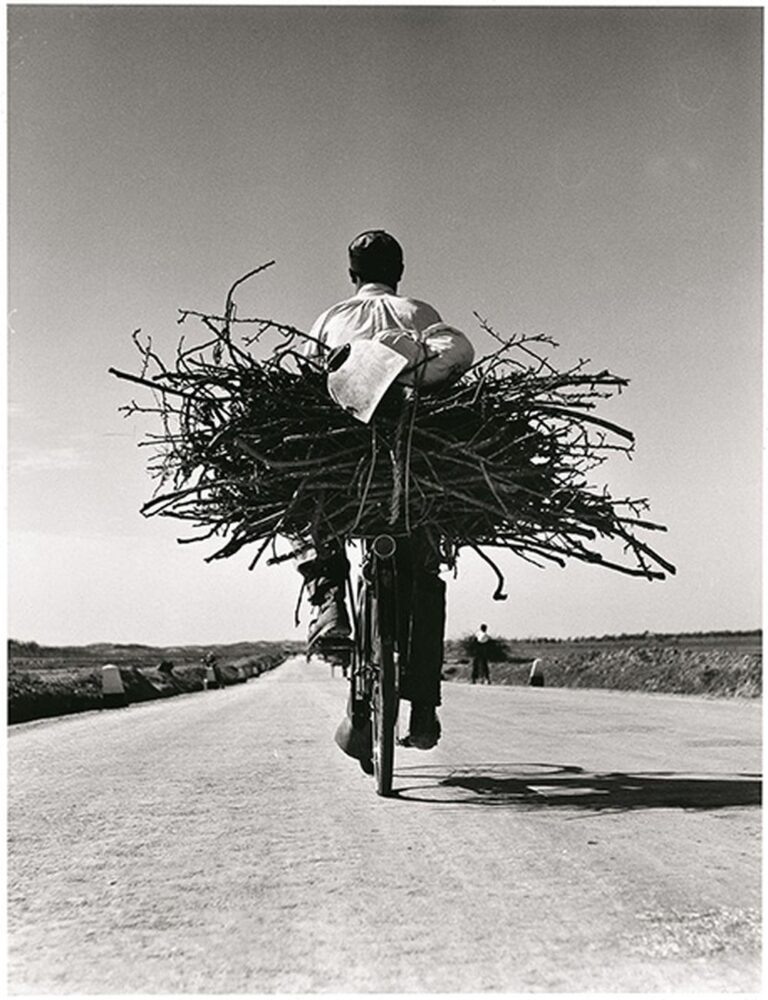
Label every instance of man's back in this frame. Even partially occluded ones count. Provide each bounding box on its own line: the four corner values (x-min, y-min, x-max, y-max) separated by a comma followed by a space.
309, 282, 442, 353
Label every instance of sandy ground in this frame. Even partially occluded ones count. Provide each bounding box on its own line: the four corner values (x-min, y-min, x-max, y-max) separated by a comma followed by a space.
7, 656, 762, 993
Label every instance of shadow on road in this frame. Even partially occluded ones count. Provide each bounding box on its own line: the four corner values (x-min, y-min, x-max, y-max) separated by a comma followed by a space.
391, 762, 762, 810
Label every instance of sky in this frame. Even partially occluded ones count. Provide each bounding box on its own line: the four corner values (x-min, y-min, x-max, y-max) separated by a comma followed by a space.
6, 2, 763, 646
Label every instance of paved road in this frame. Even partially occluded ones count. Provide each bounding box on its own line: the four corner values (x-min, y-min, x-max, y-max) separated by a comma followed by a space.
7, 656, 762, 993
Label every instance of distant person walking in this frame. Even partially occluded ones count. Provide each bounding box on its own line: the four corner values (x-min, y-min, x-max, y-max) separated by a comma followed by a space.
472, 624, 492, 684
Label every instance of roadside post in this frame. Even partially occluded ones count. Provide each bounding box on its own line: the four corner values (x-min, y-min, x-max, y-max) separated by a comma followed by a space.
101, 664, 128, 708
528, 658, 545, 687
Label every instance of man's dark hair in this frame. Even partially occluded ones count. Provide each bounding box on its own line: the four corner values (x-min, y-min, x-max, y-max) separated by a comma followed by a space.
348, 230, 404, 288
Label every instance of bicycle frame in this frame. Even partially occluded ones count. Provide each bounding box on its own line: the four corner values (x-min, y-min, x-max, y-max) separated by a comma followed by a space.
347, 534, 402, 796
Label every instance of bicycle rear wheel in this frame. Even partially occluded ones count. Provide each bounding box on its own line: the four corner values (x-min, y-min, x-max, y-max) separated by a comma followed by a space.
371, 537, 399, 797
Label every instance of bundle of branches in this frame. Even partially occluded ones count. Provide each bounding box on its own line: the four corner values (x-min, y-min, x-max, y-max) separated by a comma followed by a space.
110, 264, 675, 598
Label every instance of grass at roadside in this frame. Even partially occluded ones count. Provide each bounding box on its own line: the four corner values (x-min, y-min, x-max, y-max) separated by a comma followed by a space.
443, 632, 761, 698
7, 640, 301, 724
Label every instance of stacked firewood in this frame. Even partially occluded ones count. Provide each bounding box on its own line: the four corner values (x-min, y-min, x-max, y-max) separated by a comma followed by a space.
110, 265, 674, 596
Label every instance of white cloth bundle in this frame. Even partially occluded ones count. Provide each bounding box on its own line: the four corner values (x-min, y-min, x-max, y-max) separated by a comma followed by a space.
390, 323, 475, 387
326, 323, 475, 424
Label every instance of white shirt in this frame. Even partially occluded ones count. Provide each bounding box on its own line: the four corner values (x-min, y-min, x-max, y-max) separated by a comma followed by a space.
307, 283, 442, 356
475, 629, 490, 644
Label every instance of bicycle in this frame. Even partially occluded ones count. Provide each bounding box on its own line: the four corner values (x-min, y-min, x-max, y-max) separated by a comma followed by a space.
346, 533, 403, 797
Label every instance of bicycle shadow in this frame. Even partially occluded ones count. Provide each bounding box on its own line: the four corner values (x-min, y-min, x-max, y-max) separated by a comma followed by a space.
390, 762, 762, 811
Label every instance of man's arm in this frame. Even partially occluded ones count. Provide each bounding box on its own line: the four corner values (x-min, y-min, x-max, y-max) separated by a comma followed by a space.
410, 298, 443, 335
304, 310, 329, 359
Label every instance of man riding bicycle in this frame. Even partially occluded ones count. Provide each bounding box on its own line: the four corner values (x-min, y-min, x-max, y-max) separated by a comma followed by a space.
301, 230, 474, 768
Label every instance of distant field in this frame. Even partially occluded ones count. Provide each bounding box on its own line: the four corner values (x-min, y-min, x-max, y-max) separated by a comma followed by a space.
8, 639, 304, 673
7, 631, 761, 725
446, 630, 762, 658
11, 631, 758, 670
444, 630, 762, 699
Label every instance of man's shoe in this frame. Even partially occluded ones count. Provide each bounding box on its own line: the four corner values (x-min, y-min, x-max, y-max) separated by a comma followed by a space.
314, 630, 353, 656
319, 643, 353, 673
401, 703, 441, 750
357, 754, 375, 776
334, 716, 373, 774
307, 594, 352, 650
301, 552, 352, 652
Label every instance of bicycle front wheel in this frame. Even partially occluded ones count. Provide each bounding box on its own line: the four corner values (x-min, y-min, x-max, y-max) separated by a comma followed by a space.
371, 537, 399, 797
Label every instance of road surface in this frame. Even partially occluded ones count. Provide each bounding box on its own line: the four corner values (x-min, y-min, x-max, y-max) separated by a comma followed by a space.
7, 656, 762, 993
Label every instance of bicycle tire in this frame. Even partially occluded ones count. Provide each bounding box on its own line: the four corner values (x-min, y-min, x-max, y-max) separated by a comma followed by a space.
371, 548, 399, 797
